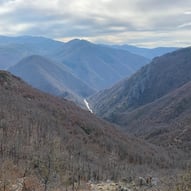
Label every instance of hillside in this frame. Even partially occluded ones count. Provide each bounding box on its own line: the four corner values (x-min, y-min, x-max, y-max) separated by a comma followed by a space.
89, 47, 191, 155
116, 81, 191, 151
0, 71, 175, 190
52, 39, 149, 90
8, 55, 94, 106
89, 47, 191, 118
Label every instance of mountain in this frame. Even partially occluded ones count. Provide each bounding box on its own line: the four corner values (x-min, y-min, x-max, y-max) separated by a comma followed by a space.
0, 71, 174, 190
0, 36, 149, 91
8, 55, 95, 106
89, 47, 191, 151
112, 44, 178, 59
0, 44, 31, 69
52, 39, 150, 90
89, 47, 191, 117
0, 35, 64, 69
116, 81, 191, 151
0, 35, 64, 55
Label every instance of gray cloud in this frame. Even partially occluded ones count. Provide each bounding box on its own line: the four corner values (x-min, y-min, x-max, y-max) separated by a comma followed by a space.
0, 0, 190, 47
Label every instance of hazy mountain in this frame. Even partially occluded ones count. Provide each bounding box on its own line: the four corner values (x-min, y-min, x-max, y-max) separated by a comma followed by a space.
112, 44, 178, 59
9, 55, 95, 106
0, 36, 64, 69
0, 71, 174, 190
0, 44, 31, 69
0, 35, 64, 54
52, 39, 150, 90
0, 36, 150, 98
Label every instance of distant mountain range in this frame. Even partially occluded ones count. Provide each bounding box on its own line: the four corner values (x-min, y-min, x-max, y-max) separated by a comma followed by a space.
0, 35, 178, 107
89, 47, 191, 151
0, 36, 148, 106
0, 35, 64, 69
110, 44, 178, 59
51, 39, 149, 90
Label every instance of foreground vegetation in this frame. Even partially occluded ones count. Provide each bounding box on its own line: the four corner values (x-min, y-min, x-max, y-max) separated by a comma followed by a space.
0, 71, 190, 190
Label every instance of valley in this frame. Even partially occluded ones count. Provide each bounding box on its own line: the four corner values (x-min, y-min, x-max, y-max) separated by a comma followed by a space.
89, 47, 191, 152
0, 36, 190, 191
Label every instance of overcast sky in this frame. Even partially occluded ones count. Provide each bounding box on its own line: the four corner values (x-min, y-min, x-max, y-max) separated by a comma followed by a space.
0, 0, 191, 47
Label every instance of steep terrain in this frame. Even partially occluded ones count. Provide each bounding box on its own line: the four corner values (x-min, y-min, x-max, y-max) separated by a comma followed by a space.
8, 55, 94, 106
89, 47, 191, 152
0, 71, 174, 190
117, 81, 191, 151
52, 39, 149, 90
0, 36, 150, 91
90, 47, 191, 118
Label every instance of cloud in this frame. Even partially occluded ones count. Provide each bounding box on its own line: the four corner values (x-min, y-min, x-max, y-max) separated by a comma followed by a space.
0, 0, 190, 47
177, 22, 191, 29
184, 11, 191, 15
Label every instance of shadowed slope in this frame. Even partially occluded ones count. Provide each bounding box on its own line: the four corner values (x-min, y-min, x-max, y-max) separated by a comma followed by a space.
9, 55, 95, 106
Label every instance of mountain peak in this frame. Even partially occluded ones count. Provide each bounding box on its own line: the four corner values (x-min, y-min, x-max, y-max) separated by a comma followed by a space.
20, 54, 50, 63
67, 38, 92, 46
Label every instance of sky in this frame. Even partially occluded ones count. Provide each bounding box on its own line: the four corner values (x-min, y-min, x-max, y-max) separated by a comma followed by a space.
0, 0, 191, 47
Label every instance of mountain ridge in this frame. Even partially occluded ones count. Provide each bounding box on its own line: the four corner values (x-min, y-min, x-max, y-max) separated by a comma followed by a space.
51, 39, 150, 90
117, 80, 191, 151
89, 46, 191, 153
8, 55, 95, 106
111, 44, 178, 59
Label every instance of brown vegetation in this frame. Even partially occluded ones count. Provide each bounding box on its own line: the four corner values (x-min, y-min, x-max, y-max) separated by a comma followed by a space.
0, 71, 174, 190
